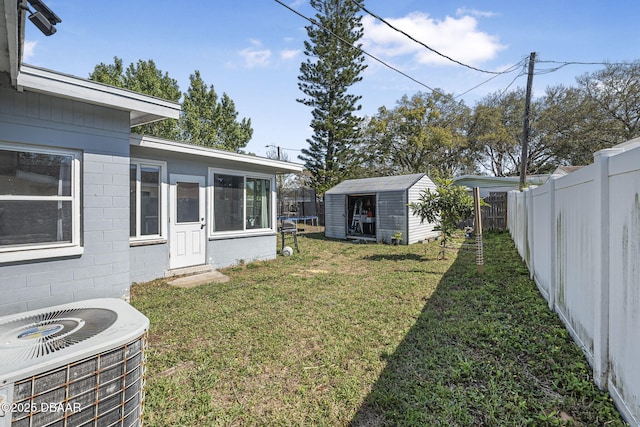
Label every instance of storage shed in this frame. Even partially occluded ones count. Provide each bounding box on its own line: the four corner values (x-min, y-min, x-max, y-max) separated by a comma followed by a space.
324, 173, 439, 244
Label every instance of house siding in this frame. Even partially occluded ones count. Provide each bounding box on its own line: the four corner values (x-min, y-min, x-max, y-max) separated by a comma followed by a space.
324, 194, 346, 239
0, 87, 131, 316
129, 144, 281, 279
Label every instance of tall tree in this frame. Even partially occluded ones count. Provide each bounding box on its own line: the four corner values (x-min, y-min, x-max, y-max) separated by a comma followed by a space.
90, 58, 252, 151
297, 0, 367, 195
180, 71, 253, 151
535, 85, 601, 167
361, 91, 472, 179
576, 61, 640, 145
90, 57, 181, 139
466, 90, 525, 176
89, 56, 125, 87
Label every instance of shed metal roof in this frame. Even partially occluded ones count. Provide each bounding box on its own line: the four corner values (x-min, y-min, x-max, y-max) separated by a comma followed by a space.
326, 173, 426, 194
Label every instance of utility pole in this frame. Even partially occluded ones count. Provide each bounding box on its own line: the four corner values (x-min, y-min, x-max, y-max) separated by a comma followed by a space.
519, 51, 536, 191
266, 144, 281, 160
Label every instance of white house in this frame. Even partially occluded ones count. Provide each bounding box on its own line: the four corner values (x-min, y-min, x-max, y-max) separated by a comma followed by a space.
0, 2, 303, 315
453, 174, 549, 198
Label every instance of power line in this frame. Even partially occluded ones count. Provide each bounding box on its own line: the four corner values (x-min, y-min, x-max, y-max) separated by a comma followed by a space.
273, 0, 524, 107
350, 0, 509, 75
537, 59, 629, 66
534, 59, 631, 75
455, 57, 528, 99
276, 0, 635, 105
498, 66, 528, 98
272, 0, 439, 93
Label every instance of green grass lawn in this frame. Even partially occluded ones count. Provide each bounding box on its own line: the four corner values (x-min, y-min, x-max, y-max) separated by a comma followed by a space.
131, 231, 626, 426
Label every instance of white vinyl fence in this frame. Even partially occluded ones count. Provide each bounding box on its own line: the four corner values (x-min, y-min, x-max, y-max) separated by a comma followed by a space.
508, 139, 640, 426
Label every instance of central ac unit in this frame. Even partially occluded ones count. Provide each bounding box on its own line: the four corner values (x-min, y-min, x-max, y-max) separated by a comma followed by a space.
0, 298, 149, 427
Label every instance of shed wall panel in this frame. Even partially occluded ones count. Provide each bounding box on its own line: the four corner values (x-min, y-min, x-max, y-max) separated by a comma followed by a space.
324, 194, 346, 239
377, 191, 407, 243
407, 176, 439, 243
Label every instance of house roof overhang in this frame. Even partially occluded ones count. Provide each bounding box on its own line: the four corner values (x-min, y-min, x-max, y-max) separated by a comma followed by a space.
17, 65, 181, 126
131, 135, 305, 175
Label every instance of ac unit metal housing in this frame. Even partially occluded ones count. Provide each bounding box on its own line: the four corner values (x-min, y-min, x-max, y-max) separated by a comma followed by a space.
0, 298, 149, 427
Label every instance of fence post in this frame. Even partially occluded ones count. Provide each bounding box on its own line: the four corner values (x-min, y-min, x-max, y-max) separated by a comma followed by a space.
592, 148, 622, 388
529, 188, 535, 279
548, 177, 557, 311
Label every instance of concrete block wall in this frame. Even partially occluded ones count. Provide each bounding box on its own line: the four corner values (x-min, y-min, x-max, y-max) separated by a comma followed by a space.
208, 234, 277, 270
0, 88, 132, 316
130, 243, 169, 284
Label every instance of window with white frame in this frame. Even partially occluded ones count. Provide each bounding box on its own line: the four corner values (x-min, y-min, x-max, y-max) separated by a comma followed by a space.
0, 144, 80, 252
130, 159, 166, 240
210, 170, 272, 233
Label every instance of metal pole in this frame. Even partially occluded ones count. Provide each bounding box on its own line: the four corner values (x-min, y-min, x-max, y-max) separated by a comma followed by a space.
473, 187, 484, 274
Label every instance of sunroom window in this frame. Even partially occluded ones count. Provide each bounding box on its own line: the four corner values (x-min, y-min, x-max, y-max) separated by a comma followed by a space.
246, 177, 271, 229
130, 160, 166, 240
211, 170, 272, 234
0, 145, 79, 251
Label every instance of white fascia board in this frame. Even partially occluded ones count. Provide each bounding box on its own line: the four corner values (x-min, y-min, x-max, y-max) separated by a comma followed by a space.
16, 64, 181, 125
131, 135, 305, 174
454, 176, 517, 187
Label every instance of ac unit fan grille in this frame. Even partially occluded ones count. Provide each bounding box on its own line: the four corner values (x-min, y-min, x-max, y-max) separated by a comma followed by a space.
0, 308, 118, 362
10, 335, 147, 427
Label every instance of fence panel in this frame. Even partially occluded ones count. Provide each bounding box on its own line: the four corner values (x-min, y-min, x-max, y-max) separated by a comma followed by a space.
554, 171, 597, 364
531, 185, 551, 299
507, 141, 640, 426
607, 148, 640, 420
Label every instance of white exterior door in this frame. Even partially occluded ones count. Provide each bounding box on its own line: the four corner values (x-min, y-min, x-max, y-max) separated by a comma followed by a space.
169, 174, 206, 269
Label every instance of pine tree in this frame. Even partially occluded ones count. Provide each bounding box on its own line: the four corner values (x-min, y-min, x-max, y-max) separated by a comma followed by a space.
180, 71, 253, 151
297, 0, 367, 195
90, 60, 252, 151
90, 57, 181, 139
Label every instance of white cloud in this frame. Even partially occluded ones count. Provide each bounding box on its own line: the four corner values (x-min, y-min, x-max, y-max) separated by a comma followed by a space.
238, 40, 271, 68
280, 49, 301, 60
361, 11, 505, 67
456, 8, 497, 19
22, 41, 37, 62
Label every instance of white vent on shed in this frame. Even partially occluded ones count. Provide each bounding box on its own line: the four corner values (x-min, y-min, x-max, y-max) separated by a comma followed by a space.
0, 298, 149, 427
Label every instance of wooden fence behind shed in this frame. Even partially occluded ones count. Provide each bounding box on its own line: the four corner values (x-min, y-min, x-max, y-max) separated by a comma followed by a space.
482, 192, 507, 230
460, 192, 508, 231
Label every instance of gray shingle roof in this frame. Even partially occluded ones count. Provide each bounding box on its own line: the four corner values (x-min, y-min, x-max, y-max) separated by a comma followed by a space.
325, 173, 426, 194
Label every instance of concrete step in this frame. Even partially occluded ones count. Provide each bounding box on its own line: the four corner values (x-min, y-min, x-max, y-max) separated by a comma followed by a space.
164, 264, 212, 278
167, 271, 230, 288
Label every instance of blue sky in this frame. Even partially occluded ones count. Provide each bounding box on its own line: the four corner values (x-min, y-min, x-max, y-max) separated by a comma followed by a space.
23, 0, 640, 160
